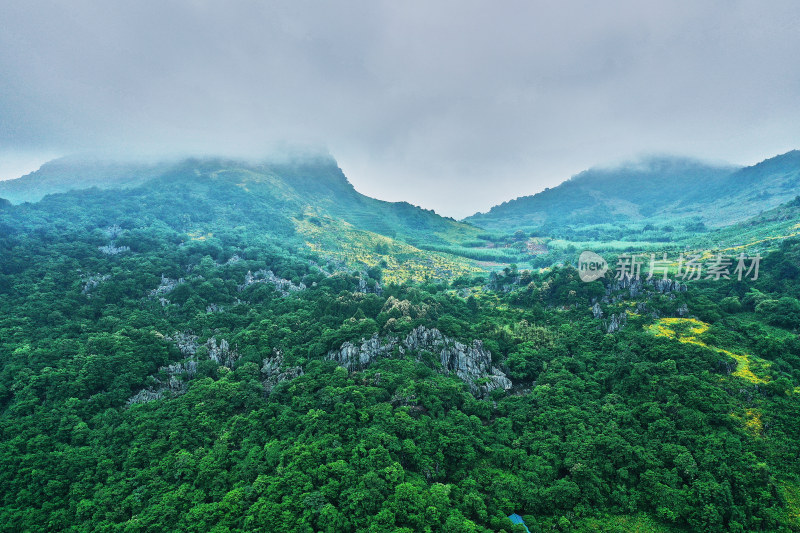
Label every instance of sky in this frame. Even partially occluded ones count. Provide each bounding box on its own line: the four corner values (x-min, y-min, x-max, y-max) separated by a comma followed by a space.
1, 1, 799, 218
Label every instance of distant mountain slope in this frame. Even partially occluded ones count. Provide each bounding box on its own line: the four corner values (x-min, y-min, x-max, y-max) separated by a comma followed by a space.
0, 154, 478, 243
693, 194, 800, 252
698, 149, 800, 223
465, 150, 800, 232
0, 154, 486, 282
0, 157, 166, 204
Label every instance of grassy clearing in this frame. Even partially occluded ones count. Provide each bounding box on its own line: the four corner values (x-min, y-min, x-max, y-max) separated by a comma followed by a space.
648, 318, 771, 384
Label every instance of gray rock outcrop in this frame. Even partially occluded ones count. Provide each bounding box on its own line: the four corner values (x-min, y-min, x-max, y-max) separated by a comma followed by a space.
326, 326, 512, 397
607, 273, 686, 296
167, 332, 199, 357
104, 224, 124, 240
98, 225, 130, 255
98, 244, 130, 255
356, 277, 383, 296
128, 333, 238, 405
82, 273, 110, 294
607, 312, 628, 333
150, 274, 185, 297
238, 269, 306, 296
126, 359, 194, 406
652, 278, 688, 294
206, 337, 238, 368
261, 351, 304, 396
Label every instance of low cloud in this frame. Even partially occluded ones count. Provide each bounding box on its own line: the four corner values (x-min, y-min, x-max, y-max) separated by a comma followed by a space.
1, 1, 799, 217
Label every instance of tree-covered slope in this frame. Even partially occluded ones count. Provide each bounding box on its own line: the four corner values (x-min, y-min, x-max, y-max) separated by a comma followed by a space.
0, 155, 489, 283
0, 153, 479, 242
0, 157, 167, 204
691, 195, 800, 253
465, 150, 800, 233
2, 170, 800, 531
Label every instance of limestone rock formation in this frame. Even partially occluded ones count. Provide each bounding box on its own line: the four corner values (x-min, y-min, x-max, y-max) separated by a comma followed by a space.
238, 269, 306, 296
607, 312, 628, 333
104, 224, 124, 240
206, 337, 238, 368
356, 277, 383, 296
98, 224, 130, 255
127, 333, 238, 405
150, 274, 185, 298
98, 244, 131, 255
81, 273, 110, 294
598, 275, 689, 326
166, 332, 199, 357
126, 359, 195, 406
326, 326, 512, 397
261, 351, 304, 396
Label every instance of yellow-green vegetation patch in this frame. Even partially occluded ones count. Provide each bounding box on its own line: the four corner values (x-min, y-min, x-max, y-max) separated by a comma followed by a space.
648, 318, 771, 384
294, 215, 484, 284
716, 227, 800, 254
430, 225, 486, 246
731, 408, 764, 438
186, 230, 214, 241
779, 481, 800, 529
649, 317, 709, 340
211, 168, 301, 201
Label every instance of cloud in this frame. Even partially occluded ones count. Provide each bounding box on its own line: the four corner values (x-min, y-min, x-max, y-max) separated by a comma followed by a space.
1, 1, 799, 217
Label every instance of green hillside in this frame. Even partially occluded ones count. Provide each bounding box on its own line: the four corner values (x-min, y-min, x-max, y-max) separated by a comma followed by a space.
2, 153, 800, 531
465, 151, 800, 234
691, 195, 800, 253
0, 157, 166, 204
0, 155, 490, 283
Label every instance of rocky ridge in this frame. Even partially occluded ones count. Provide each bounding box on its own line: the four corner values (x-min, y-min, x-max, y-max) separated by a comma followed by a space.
592, 274, 691, 333
238, 269, 307, 296
128, 332, 304, 405
326, 325, 512, 397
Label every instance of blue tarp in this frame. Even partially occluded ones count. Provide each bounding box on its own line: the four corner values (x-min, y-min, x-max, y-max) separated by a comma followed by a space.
508, 513, 531, 533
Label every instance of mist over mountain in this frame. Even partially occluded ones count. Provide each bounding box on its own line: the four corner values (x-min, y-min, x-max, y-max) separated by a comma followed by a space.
0, 153, 475, 241
0, 157, 167, 204
0, 153, 488, 285
464, 150, 800, 232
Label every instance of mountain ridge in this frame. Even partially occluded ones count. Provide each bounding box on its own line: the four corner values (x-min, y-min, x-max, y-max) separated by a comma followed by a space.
0, 154, 488, 283
464, 150, 800, 232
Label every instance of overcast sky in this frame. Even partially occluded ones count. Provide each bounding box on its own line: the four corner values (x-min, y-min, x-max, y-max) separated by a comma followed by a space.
1, 1, 799, 218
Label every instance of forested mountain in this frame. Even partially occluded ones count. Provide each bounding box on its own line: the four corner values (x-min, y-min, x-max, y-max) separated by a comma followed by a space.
0, 153, 474, 243
692, 195, 800, 252
0, 155, 487, 283
1, 153, 800, 532
0, 157, 166, 204
465, 151, 800, 233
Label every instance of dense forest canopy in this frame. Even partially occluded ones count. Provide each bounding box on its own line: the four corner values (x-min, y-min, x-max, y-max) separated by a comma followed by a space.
1, 158, 799, 532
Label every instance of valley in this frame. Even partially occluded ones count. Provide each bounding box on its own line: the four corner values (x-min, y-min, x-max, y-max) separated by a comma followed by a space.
0, 151, 799, 531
